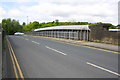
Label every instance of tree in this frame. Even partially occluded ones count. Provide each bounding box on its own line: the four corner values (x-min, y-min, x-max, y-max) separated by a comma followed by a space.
2, 18, 22, 35
22, 22, 26, 26
109, 26, 116, 29
117, 24, 120, 26
55, 19, 59, 26
23, 21, 40, 31
32, 21, 39, 29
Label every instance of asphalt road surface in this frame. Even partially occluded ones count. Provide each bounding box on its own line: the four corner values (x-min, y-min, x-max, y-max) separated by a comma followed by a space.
7, 35, 119, 78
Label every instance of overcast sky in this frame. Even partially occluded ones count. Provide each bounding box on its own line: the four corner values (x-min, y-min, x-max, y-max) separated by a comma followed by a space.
0, 0, 119, 25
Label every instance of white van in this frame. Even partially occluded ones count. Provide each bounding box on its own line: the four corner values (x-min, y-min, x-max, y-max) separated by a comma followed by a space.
14, 32, 24, 36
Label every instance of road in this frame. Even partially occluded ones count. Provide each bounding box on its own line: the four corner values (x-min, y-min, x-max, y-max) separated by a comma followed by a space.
7, 35, 119, 78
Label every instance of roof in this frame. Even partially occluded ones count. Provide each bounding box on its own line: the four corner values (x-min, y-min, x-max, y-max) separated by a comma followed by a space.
34, 25, 90, 32
109, 29, 120, 31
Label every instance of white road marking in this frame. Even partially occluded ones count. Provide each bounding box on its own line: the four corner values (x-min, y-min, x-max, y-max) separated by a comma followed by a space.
87, 62, 120, 76
49, 39, 118, 54
31, 41, 40, 45
25, 39, 29, 41
45, 46, 67, 55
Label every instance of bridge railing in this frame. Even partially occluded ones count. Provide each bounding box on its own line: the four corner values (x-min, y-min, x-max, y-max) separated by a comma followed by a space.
25, 29, 90, 41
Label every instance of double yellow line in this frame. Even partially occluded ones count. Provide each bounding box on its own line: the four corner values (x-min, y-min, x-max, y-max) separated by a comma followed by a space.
7, 38, 24, 80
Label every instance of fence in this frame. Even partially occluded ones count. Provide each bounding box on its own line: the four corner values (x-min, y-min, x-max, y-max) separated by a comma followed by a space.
0, 25, 2, 79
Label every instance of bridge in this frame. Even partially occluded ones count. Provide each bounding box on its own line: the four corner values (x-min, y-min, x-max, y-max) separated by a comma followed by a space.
1, 24, 119, 79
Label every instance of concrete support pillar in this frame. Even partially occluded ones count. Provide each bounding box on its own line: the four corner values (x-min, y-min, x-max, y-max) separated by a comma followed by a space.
59, 31, 61, 38
58, 31, 60, 38
87, 30, 89, 41
72, 30, 74, 39
51, 31, 53, 37
78, 30, 80, 40
53, 30, 54, 37
83, 31, 86, 40
63, 31, 65, 38
55, 31, 57, 38
80, 30, 82, 40
56, 31, 58, 38
53, 31, 55, 37
69, 31, 71, 39
73, 30, 75, 39
48, 31, 50, 37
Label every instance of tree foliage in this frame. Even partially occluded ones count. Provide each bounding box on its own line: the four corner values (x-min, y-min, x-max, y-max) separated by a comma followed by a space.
1, 18, 115, 33
23, 21, 40, 31
23, 20, 93, 31
2, 18, 23, 35
109, 26, 116, 29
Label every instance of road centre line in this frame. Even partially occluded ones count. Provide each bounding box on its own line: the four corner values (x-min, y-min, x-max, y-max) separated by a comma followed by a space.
31, 40, 40, 45
87, 62, 120, 76
45, 46, 67, 55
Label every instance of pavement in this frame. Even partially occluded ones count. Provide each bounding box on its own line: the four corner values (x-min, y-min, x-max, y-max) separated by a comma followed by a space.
6, 35, 119, 78
80, 42, 119, 52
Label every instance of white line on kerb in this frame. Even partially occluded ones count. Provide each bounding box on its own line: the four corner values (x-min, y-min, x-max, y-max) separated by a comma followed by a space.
31, 41, 40, 45
87, 62, 120, 76
45, 46, 67, 55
